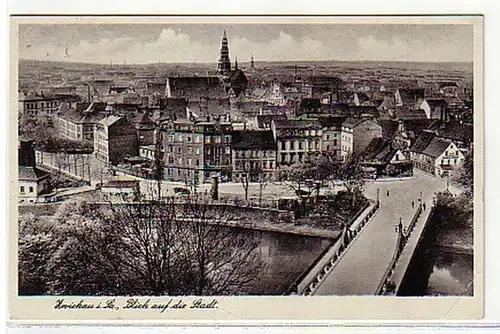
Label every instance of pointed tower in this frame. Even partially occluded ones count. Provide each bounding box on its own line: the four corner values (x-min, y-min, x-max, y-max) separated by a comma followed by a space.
234, 56, 238, 70
217, 30, 231, 78
250, 55, 255, 71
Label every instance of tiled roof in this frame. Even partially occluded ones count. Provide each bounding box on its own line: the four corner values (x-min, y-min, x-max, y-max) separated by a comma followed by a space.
167, 77, 226, 100
395, 107, 428, 120
378, 119, 399, 139
99, 115, 122, 127
273, 119, 322, 130
299, 98, 321, 109
424, 99, 447, 108
422, 137, 453, 158
429, 121, 473, 143
232, 130, 276, 150
410, 130, 436, 154
256, 114, 286, 128
147, 82, 166, 95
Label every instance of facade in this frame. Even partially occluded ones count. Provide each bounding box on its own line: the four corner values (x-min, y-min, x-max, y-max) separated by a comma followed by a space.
231, 130, 277, 183
410, 131, 465, 177
18, 166, 51, 204
94, 115, 139, 165
318, 116, 345, 158
163, 120, 233, 184
57, 102, 106, 142
341, 118, 383, 158
19, 92, 60, 124
139, 145, 156, 161
271, 119, 323, 166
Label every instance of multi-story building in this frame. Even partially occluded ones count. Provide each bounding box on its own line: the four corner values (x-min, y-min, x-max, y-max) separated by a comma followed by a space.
341, 118, 383, 158
162, 120, 233, 184
231, 130, 276, 182
57, 102, 107, 142
317, 116, 345, 158
410, 130, 465, 177
271, 119, 323, 166
19, 91, 60, 124
94, 115, 139, 165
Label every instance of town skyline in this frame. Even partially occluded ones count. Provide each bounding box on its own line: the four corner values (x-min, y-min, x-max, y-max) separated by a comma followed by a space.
19, 24, 474, 64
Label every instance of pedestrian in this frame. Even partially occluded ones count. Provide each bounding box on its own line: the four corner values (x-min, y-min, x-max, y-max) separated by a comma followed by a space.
387, 190, 389, 197
412, 201, 414, 208
423, 203, 426, 211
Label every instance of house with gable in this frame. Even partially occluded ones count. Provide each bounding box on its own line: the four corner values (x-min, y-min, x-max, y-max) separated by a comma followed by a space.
409, 130, 465, 177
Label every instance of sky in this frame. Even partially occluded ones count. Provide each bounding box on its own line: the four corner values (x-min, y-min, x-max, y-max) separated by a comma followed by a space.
18, 24, 474, 64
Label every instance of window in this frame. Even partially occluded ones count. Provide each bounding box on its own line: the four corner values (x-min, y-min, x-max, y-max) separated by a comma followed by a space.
195, 160, 200, 166
195, 147, 201, 155
205, 136, 211, 144
194, 134, 201, 143
311, 130, 316, 136
333, 139, 337, 146
29, 186, 34, 193
281, 141, 286, 150
168, 146, 173, 153
20, 186, 25, 194
188, 158, 192, 166
225, 147, 230, 154
298, 141, 303, 150
177, 147, 182, 154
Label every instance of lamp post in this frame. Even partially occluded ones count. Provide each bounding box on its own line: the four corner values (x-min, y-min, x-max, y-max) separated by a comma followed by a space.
377, 188, 380, 205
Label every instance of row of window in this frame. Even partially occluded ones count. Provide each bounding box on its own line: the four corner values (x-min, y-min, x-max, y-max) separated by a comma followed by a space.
167, 133, 231, 144
234, 150, 274, 158
19, 186, 34, 194
24, 101, 58, 109
279, 140, 321, 151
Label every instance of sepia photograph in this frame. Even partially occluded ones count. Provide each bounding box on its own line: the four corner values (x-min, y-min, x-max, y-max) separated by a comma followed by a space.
10, 16, 483, 321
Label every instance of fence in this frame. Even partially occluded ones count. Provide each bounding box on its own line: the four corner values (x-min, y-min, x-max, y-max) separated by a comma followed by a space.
376, 204, 426, 296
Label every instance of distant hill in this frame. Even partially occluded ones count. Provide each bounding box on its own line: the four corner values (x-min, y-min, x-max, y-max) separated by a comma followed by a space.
19, 58, 473, 74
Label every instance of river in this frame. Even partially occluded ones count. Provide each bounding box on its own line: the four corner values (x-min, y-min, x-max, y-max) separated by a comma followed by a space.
240, 229, 334, 295
399, 222, 474, 296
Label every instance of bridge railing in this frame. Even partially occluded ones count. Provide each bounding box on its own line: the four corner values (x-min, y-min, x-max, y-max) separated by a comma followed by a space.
376, 204, 424, 296
285, 200, 380, 295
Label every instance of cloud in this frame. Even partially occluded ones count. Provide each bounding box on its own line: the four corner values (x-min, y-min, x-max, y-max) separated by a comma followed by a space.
356, 35, 472, 62
19, 27, 472, 64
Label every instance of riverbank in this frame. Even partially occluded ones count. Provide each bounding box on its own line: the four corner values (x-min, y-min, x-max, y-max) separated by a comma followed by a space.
434, 226, 473, 255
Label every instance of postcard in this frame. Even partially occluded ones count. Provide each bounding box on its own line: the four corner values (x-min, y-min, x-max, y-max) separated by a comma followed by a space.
10, 15, 483, 323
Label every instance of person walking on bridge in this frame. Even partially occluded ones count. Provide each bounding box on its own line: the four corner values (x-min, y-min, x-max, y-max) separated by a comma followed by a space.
412, 201, 415, 209
386, 190, 390, 197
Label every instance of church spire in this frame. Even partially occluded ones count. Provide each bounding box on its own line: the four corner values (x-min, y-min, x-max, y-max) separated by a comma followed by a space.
250, 54, 255, 71
217, 30, 231, 77
234, 56, 238, 70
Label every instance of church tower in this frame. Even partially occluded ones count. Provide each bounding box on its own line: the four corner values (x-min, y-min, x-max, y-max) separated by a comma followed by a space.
250, 55, 255, 71
217, 31, 231, 78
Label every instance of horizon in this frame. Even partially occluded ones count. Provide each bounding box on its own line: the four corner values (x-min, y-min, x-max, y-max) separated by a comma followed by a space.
18, 57, 473, 67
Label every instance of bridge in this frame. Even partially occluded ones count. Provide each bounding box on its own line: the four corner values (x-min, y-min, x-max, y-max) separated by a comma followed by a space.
288, 170, 453, 296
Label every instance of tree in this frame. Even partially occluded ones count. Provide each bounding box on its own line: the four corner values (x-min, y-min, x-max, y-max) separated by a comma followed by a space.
238, 154, 266, 203
454, 149, 473, 198
19, 196, 265, 296
334, 153, 365, 207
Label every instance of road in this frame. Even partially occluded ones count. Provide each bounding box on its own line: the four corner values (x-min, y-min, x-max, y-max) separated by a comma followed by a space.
313, 169, 453, 295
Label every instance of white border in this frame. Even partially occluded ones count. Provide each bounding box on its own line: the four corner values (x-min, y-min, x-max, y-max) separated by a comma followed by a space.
3, 0, 500, 331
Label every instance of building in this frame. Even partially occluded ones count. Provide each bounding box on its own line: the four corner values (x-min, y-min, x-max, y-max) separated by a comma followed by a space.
395, 88, 425, 109
139, 144, 156, 161
132, 113, 157, 146
231, 130, 276, 182
101, 179, 141, 202
317, 116, 345, 158
297, 98, 322, 117
166, 76, 226, 101
361, 138, 412, 178
271, 119, 323, 166
57, 102, 107, 142
18, 166, 51, 204
409, 130, 465, 177
341, 118, 383, 158
19, 91, 60, 124
217, 30, 232, 78
419, 99, 448, 120
94, 115, 139, 165
163, 119, 233, 184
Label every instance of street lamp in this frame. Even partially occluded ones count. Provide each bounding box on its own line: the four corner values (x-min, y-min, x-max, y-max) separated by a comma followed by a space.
377, 188, 380, 205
